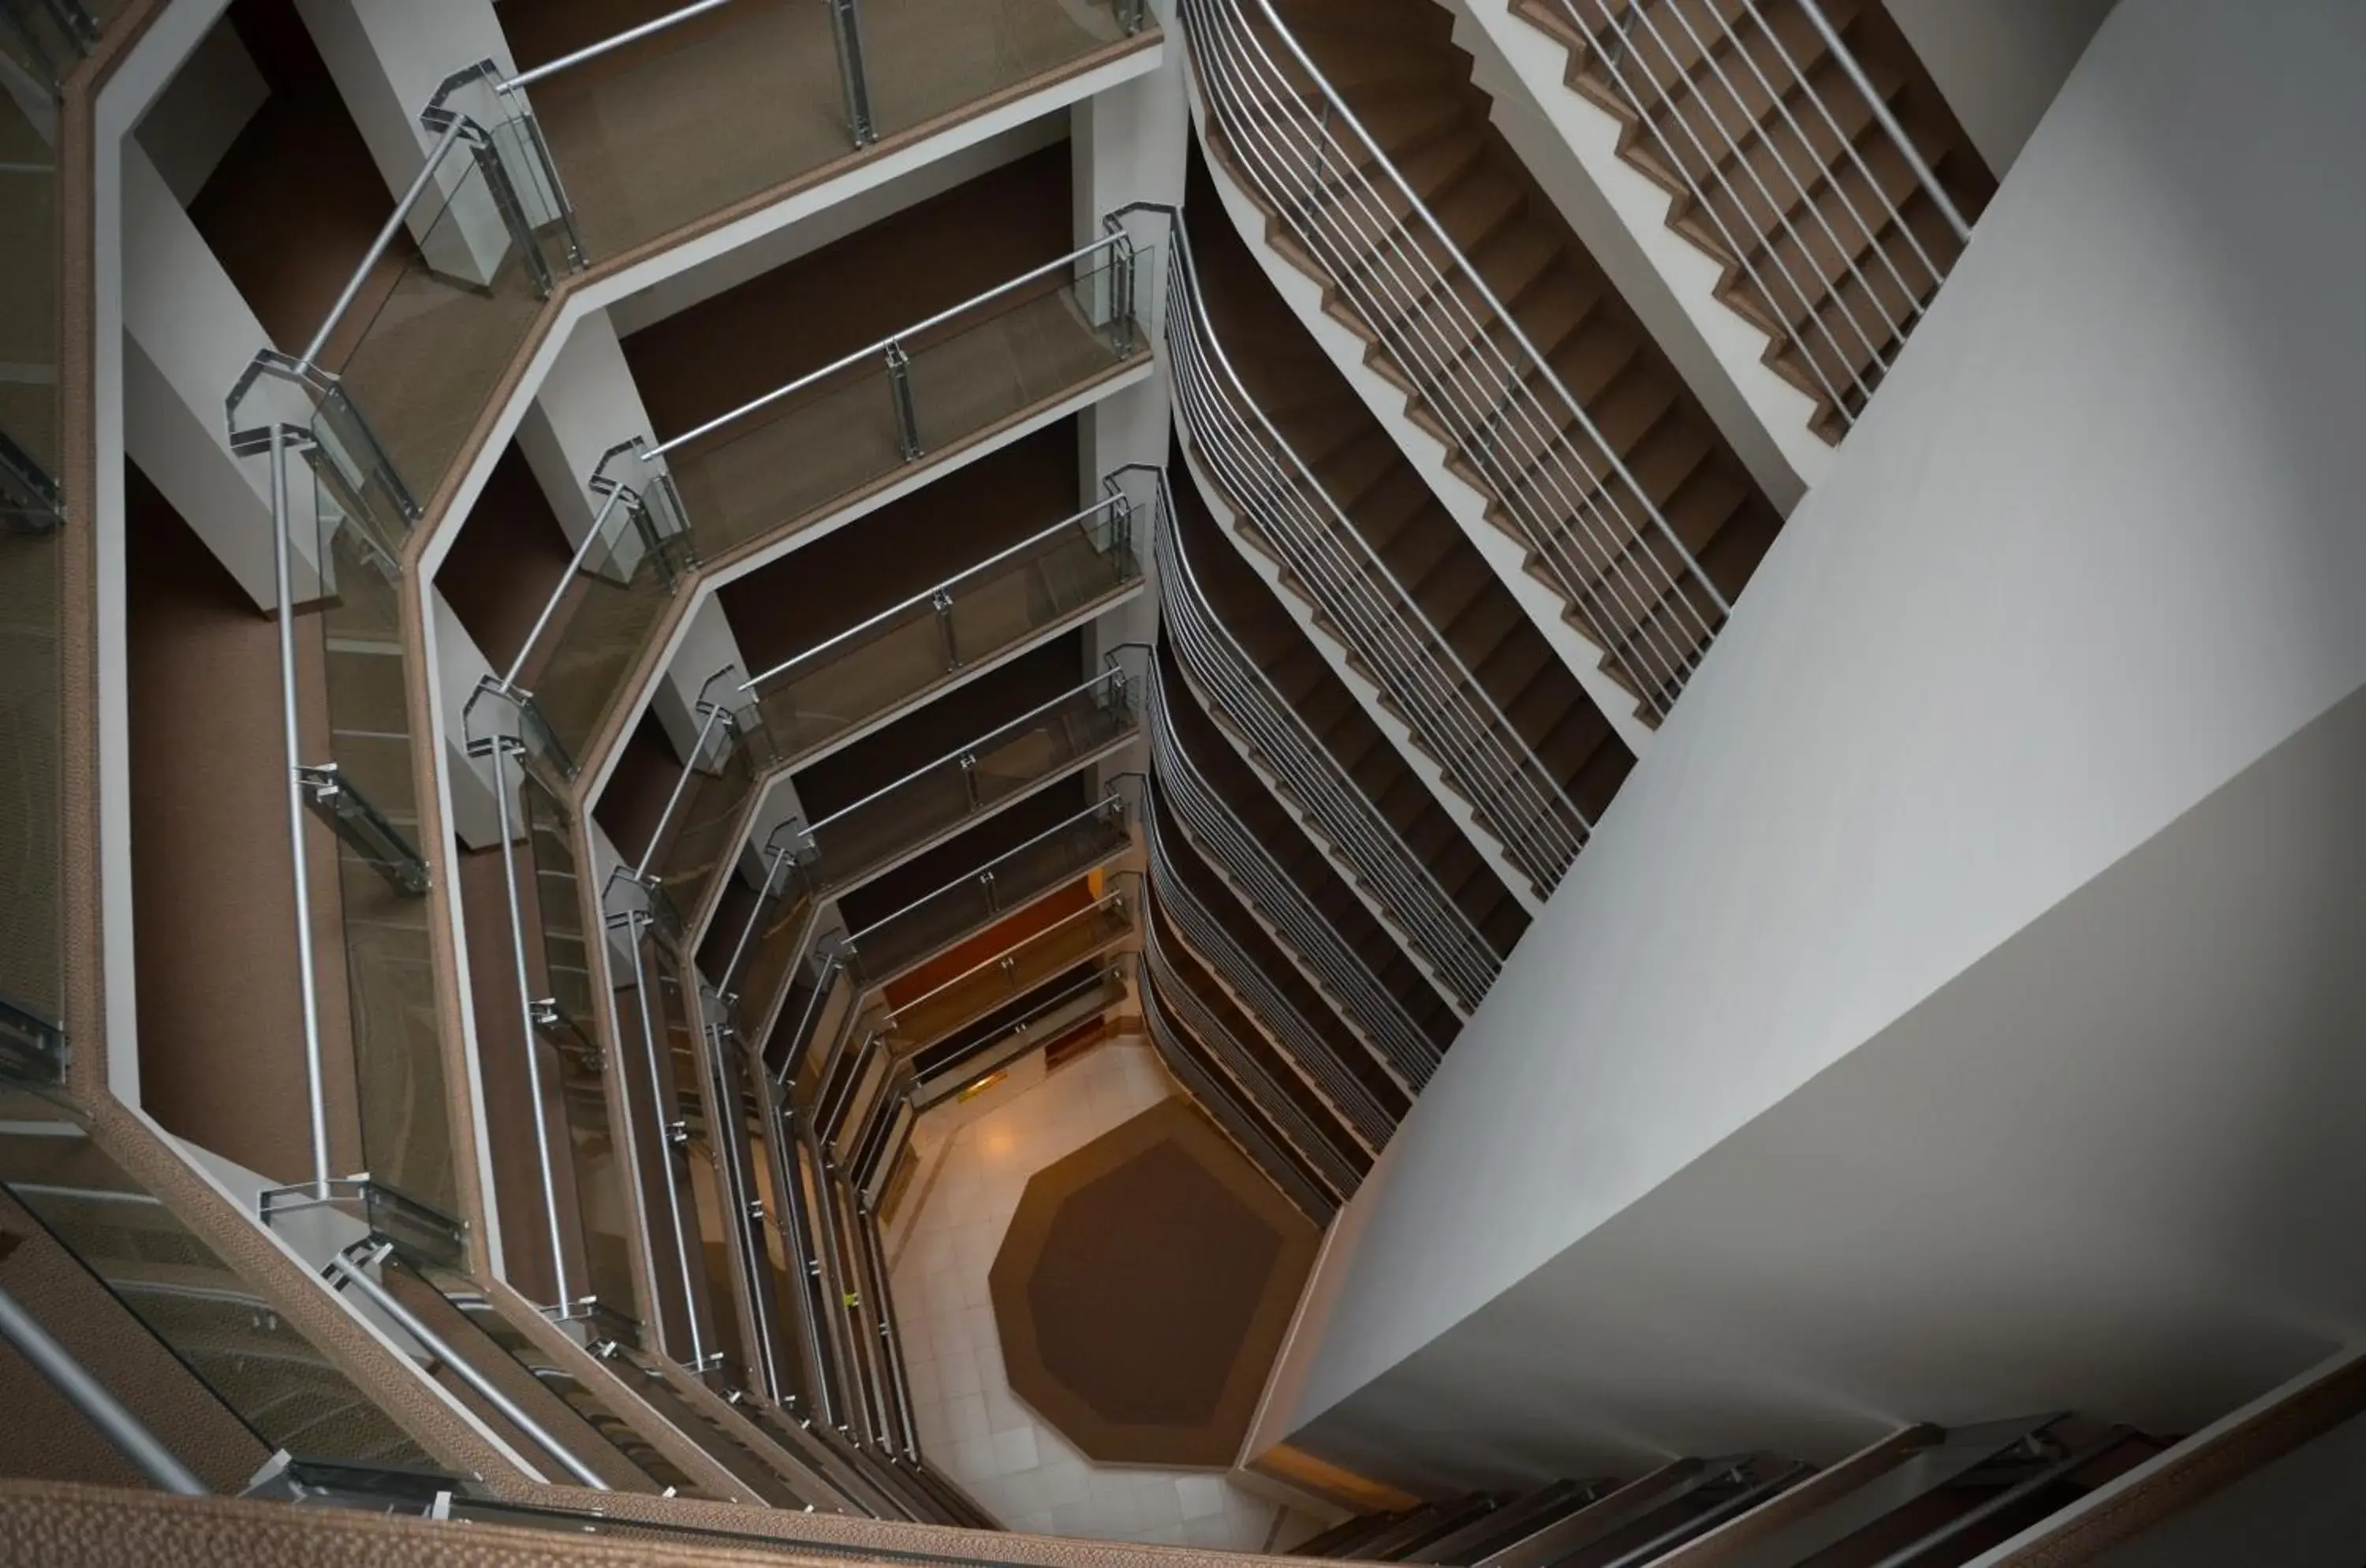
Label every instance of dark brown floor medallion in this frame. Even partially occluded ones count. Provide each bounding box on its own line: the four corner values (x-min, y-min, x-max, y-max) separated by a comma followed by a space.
990, 1097, 1319, 1467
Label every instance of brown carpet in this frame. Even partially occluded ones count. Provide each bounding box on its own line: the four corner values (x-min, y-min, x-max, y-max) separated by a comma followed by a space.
989, 1098, 1319, 1468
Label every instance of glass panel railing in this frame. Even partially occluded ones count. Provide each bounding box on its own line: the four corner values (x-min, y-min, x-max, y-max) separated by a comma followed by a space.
711, 836, 823, 1056
845, 789, 1131, 985
862, 0, 1142, 142
587, 1335, 811, 1508
656, 243, 1144, 562
306, 465, 457, 1216
483, 0, 1146, 265
500, 237, 1146, 784
906, 958, 1127, 1101
879, 879, 1136, 1053
791, 663, 1142, 898
0, 1088, 435, 1470
633, 670, 774, 936
746, 495, 1142, 767
507, 463, 692, 777
0, 0, 70, 1088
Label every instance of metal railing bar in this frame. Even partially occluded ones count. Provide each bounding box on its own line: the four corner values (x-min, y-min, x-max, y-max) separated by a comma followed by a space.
1155, 477, 1498, 1006
324, 1248, 606, 1489
742, 498, 1129, 691
0, 1283, 209, 1495
1148, 679, 1437, 1079
498, 0, 741, 93
1165, 240, 1586, 883
301, 115, 472, 368
1794, 0, 1970, 241
1189, 0, 1722, 707
502, 483, 632, 692
845, 793, 1125, 949
1199, 6, 1715, 703
804, 668, 1129, 838
646, 235, 1130, 460
883, 887, 1131, 1025
633, 697, 733, 880
1146, 803, 1390, 1144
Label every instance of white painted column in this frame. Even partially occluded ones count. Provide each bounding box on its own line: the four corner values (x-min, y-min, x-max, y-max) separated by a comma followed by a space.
121, 143, 313, 608
513, 309, 657, 550
293, 0, 523, 286
1074, 1, 1189, 668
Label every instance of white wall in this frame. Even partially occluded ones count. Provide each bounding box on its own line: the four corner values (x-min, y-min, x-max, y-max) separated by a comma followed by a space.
1886, 0, 2119, 176
1271, 0, 2366, 1480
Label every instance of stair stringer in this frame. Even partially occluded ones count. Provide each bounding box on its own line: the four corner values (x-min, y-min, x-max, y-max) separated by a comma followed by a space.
1180, 56, 1659, 759
1174, 424, 1550, 915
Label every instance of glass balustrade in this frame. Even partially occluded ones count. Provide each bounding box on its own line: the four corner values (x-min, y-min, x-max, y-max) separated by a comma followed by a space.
634, 674, 774, 936
747, 496, 1142, 766
845, 790, 1132, 985
506, 239, 1146, 782
0, 0, 69, 1088
793, 663, 1142, 898
906, 958, 1127, 1101
880, 880, 1136, 1053
0, 1087, 435, 1470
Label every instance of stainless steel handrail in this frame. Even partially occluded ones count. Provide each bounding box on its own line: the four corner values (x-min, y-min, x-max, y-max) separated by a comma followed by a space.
800, 665, 1135, 842
1141, 979, 1341, 1217
1544, 0, 1970, 429
1183, 0, 1726, 717
845, 791, 1127, 960
323, 1245, 610, 1490
0, 1282, 209, 1495
742, 497, 1133, 692
882, 885, 1133, 1031
1140, 911, 1363, 1194
1145, 797, 1390, 1148
1155, 474, 1500, 1010
498, 0, 741, 92
1165, 215, 1590, 894
644, 234, 1133, 461
1148, 666, 1439, 1085
606, 910, 712, 1372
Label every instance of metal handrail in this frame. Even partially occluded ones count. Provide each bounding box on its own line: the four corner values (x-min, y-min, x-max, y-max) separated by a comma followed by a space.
605, 909, 712, 1373
1145, 796, 1390, 1147
801, 665, 1135, 841
1155, 473, 1499, 1010
1164, 214, 1589, 894
498, 0, 741, 92
883, 884, 1133, 1030
1140, 911, 1363, 1193
1182, 0, 1727, 717
1140, 968, 1344, 1215
743, 498, 1133, 692
1148, 667, 1439, 1085
1544, 0, 1970, 429
912, 960, 1127, 1084
644, 234, 1133, 461
300, 117, 470, 366
845, 791, 1128, 958
0, 1282, 209, 1495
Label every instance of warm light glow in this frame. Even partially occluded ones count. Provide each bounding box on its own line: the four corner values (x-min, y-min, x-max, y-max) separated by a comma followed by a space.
957, 1070, 1009, 1103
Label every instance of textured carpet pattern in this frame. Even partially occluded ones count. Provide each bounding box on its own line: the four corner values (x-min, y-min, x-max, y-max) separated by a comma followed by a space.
989, 1097, 1317, 1467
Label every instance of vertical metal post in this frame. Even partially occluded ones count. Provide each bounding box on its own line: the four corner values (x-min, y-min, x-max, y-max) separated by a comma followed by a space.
1793, 0, 1971, 242
827, 0, 878, 147
957, 753, 980, 811
885, 341, 922, 462
268, 429, 335, 1200
485, 724, 574, 1314
980, 868, 999, 914
930, 588, 960, 670
623, 913, 709, 1372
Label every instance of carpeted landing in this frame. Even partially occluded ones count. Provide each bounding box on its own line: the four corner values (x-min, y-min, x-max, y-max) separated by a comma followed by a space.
989, 1098, 1319, 1469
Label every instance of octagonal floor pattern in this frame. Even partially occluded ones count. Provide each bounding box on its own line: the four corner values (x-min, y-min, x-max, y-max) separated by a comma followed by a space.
888, 1041, 1332, 1546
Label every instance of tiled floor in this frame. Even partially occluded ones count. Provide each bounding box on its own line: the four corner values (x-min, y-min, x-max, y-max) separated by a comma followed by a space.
888, 1040, 1323, 1547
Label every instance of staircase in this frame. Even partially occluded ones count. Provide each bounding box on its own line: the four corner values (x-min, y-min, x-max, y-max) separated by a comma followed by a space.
1179, 174, 1636, 901
1185, 0, 1789, 724
1169, 466, 1529, 988
1290, 1416, 2174, 1568
1509, 0, 1995, 441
